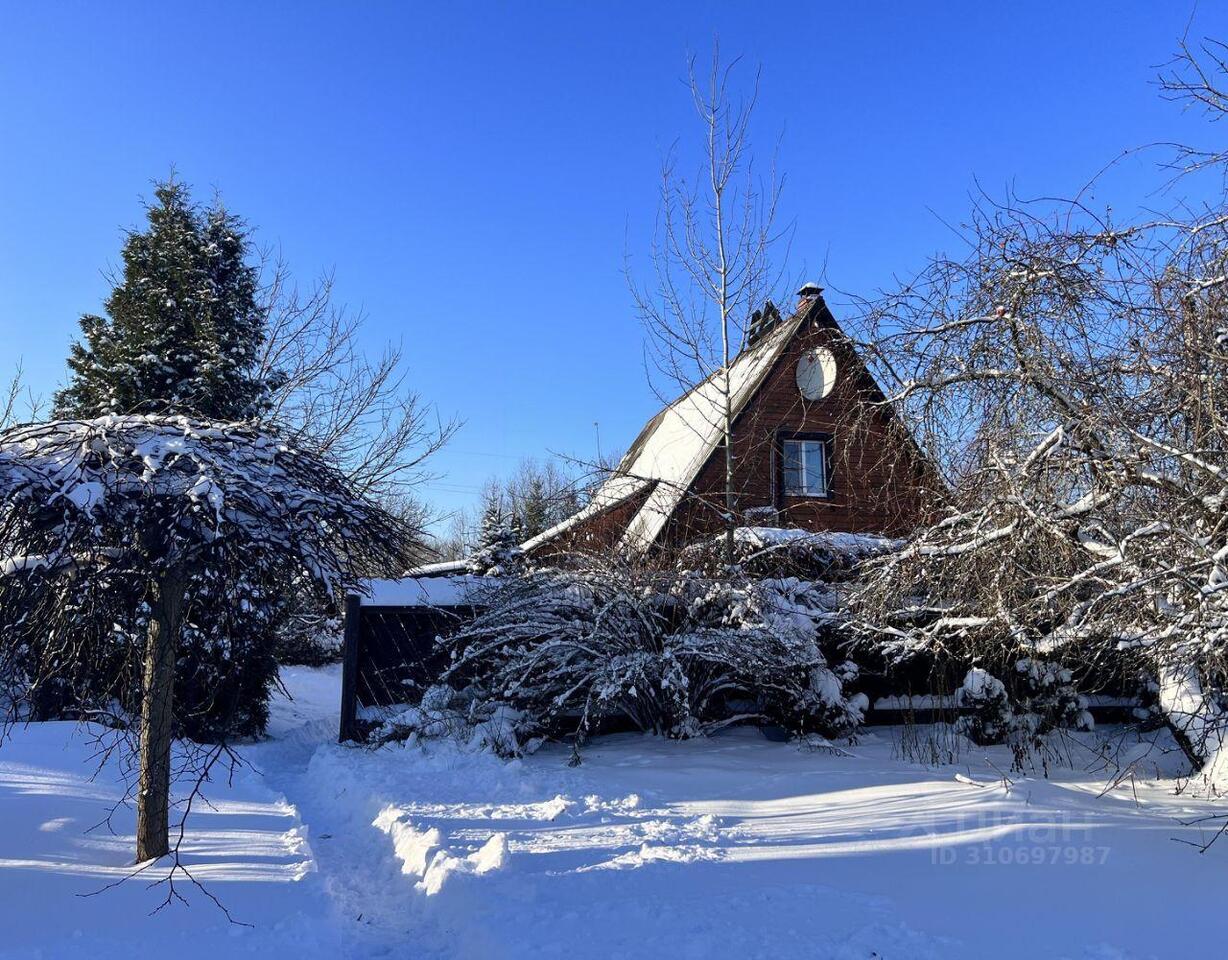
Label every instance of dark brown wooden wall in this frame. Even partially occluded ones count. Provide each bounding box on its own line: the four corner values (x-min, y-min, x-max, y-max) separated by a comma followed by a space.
662, 299, 932, 547
530, 297, 934, 559
530, 483, 654, 562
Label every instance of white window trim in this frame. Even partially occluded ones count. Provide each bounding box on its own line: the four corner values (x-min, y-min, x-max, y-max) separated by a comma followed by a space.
783, 438, 828, 497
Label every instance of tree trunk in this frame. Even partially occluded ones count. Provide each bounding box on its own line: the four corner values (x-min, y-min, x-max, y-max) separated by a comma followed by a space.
136, 568, 185, 862
720, 315, 735, 570
723, 395, 736, 569
1157, 660, 1228, 790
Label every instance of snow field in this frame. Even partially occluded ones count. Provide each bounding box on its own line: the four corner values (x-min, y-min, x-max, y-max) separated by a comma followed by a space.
1, 666, 1226, 959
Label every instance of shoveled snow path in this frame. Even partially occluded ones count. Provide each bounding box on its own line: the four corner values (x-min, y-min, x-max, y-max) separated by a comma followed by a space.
246, 668, 427, 955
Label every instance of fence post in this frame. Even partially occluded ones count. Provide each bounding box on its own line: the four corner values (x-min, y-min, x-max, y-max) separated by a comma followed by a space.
338, 593, 363, 743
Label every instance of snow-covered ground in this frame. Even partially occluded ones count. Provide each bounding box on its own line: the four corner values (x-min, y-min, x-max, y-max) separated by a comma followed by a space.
1, 666, 1226, 958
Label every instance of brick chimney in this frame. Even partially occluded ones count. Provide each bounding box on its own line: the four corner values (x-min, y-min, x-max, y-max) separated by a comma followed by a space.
796, 282, 824, 310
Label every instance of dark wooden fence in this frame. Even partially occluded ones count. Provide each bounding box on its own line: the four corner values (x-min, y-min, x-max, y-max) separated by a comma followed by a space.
337, 592, 1142, 742
338, 594, 479, 741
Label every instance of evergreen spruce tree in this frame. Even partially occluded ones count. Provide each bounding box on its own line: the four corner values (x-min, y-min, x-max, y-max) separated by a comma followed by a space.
55, 179, 270, 420
477, 494, 507, 550
518, 474, 550, 539
45, 178, 283, 740
507, 508, 526, 547
470, 492, 522, 575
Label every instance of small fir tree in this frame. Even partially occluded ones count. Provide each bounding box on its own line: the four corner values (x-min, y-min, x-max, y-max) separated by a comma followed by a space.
470, 494, 522, 575
517, 474, 551, 539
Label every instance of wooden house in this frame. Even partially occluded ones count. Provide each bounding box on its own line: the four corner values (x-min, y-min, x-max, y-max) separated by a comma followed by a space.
523, 285, 932, 560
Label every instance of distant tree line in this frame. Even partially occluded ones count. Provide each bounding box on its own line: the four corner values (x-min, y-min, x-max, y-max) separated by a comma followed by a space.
439, 458, 590, 561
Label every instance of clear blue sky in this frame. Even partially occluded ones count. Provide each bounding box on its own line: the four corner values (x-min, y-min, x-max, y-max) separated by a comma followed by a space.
1, 2, 1222, 523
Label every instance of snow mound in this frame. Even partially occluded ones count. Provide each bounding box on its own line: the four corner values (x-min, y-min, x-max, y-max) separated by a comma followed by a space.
374, 806, 510, 895
733, 526, 899, 557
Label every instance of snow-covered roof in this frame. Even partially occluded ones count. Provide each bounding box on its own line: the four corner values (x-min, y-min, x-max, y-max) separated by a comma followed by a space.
404, 559, 470, 578
362, 574, 489, 607
529, 312, 805, 556
518, 475, 653, 552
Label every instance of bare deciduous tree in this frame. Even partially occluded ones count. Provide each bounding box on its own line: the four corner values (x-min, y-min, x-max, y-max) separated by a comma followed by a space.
255, 259, 460, 519
630, 44, 789, 567
845, 40, 1228, 785
0, 364, 43, 431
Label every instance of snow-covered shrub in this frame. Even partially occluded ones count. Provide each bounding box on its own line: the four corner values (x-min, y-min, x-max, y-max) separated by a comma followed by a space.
954, 668, 1014, 745
683, 526, 899, 581
439, 561, 866, 752
667, 573, 867, 737
373, 684, 467, 743
1013, 658, 1093, 737
1131, 671, 1168, 730
371, 684, 539, 758
273, 596, 343, 667
442, 566, 679, 742
953, 661, 1093, 762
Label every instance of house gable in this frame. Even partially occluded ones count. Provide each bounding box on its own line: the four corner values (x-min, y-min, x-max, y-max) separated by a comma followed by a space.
663, 293, 931, 547
528, 289, 932, 559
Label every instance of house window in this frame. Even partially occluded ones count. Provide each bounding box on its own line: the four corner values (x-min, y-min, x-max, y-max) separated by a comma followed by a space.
781, 437, 828, 497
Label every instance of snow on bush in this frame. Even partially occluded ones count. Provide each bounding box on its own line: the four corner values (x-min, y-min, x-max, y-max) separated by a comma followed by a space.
683, 526, 899, 580
434, 558, 867, 754
369, 685, 543, 759
954, 661, 1093, 764
1014, 657, 1093, 737
954, 668, 1014, 746
274, 598, 344, 667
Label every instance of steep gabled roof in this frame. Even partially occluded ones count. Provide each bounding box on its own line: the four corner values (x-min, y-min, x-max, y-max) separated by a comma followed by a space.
525, 304, 809, 556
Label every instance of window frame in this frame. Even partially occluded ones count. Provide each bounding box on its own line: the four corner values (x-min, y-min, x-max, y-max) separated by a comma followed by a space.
775, 430, 834, 502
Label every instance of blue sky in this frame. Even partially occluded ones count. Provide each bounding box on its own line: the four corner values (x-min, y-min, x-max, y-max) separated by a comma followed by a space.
1, 2, 1223, 524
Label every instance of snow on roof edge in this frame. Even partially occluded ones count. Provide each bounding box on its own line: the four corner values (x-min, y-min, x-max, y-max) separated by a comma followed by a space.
404, 559, 470, 578
618, 313, 806, 554
520, 304, 811, 558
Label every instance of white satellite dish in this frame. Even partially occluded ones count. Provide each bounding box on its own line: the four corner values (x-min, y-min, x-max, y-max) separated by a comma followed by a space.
796, 347, 837, 401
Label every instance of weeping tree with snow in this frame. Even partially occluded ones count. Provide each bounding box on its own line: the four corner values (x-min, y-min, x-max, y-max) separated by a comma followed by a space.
845, 201, 1228, 774
0, 415, 413, 863
845, 41, 1228, 781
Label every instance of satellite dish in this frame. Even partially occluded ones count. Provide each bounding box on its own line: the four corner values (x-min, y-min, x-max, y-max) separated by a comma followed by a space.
796, 347, 837, 401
